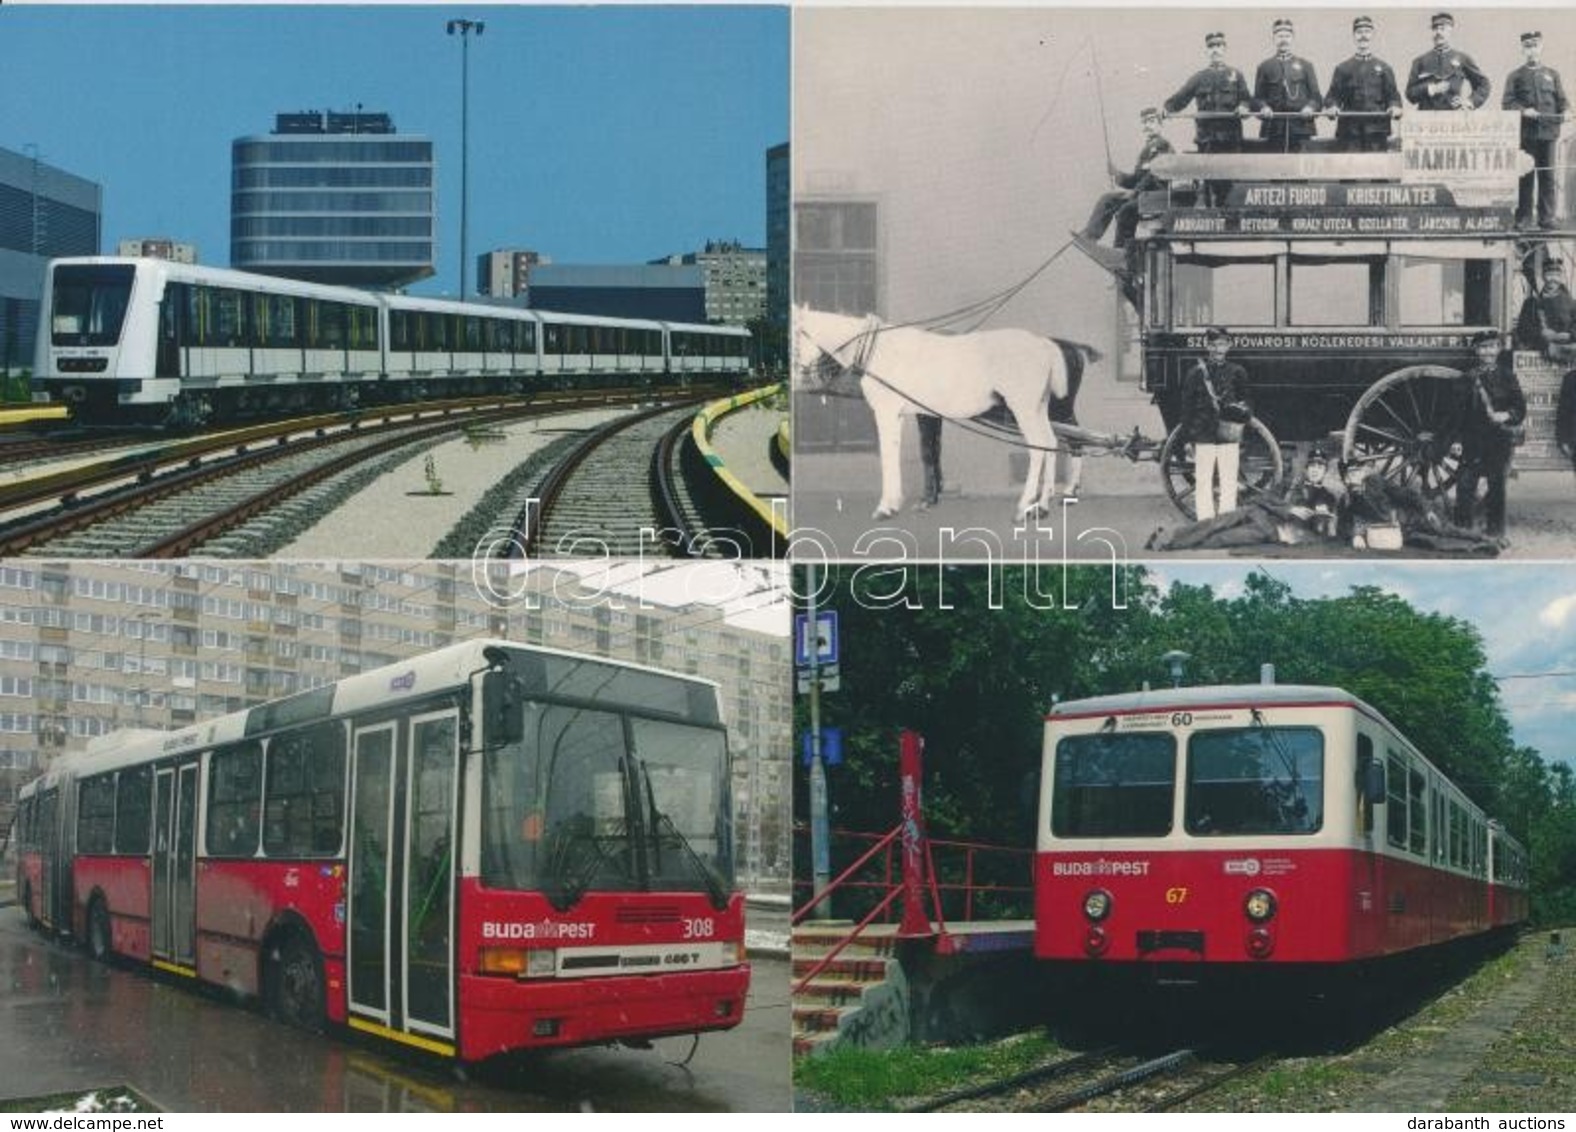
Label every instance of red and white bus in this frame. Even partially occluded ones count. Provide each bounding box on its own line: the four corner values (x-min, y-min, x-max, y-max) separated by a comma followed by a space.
13, 639, 748, 1062
1035, 683, 1527, 980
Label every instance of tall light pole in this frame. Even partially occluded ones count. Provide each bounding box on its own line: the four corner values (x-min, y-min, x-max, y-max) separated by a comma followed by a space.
446, 18, 484, 300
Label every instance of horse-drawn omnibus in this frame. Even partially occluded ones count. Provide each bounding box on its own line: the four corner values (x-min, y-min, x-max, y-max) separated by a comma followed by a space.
1125, 110, 1573, 514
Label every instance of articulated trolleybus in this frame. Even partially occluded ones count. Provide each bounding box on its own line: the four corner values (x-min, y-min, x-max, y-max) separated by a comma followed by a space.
34, 257, 752, 426
1035, 681, 1527, 986
13, 640, 748, 1062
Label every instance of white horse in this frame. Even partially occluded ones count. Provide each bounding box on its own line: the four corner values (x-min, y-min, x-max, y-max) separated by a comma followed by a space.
795, 307, 1094, 521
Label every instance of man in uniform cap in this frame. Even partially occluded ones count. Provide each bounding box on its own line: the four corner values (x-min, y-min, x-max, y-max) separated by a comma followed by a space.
1514, 258, 1576, 360
1164, 31, 1253, 154
1502, 31, 1568, 229
1178, 326, 1252, 520
1324, 16, 1404, 151
1164, 32, 1252, 205
1254, 18, 1323, 152
1406, 12, 1491, 110
1072, 107, 1173, 304
1454, 329, 1526, 544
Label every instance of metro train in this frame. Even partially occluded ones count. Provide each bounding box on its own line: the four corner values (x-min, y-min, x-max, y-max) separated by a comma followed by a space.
1035, 682, 1528, 985
34, 257, 752, 426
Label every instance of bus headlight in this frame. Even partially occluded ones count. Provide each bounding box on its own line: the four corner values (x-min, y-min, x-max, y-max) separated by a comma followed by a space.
723, 940, 745, 966
1083, 889, 1112, 922
480, 947, 558, 978
1244, 889, 1277, 922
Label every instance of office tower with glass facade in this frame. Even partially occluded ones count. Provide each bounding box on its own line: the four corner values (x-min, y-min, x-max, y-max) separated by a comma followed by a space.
230, 111, 435, 289
0, 145, 101, 379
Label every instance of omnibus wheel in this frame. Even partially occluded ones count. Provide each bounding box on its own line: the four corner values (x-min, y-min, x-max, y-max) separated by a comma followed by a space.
1159, 418, 1285, 520
87, 897, 112, 962
1341, 365, 1465, 494
268, 933, 326, 1033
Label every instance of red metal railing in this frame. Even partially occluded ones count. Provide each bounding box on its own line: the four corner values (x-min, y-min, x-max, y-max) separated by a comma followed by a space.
791, 730, 1034, 992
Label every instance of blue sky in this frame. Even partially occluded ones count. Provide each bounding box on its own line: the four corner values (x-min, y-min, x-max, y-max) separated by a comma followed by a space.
1150, 563, 1576, 771
1, 5, 787, 296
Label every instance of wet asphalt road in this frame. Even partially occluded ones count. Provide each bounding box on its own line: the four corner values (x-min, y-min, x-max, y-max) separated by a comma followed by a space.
0, 912, 790, 1112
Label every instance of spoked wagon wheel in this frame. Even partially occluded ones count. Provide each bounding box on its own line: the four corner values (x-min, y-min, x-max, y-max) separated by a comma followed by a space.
1341, 365, 1466, 493
1160, 418, 1285, 520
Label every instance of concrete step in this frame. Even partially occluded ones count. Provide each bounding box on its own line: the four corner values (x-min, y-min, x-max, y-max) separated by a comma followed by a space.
793, 979, 871, 1004
791, 956, 889, 982
791, 1004, 848, 1033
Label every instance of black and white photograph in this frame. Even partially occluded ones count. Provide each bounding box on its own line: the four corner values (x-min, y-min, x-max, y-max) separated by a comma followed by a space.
793, 7, 1576, 559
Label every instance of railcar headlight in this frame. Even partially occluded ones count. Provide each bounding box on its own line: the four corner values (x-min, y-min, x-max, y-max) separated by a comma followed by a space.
525, 948, 558, 978
1244, 889, 1277, 922
1083, 889, 1112, 922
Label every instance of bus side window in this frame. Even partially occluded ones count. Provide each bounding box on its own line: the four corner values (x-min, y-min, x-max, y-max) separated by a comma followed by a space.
114, 765, 152, 855
207, 742, 262, 857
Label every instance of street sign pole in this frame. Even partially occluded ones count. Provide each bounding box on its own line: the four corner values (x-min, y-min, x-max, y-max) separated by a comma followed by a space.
807, 564, 831, 920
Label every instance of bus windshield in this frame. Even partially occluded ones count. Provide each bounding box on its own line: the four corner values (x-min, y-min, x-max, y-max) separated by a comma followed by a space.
481, 702, 733, 904
1051, 732, 1176, 838
51, 264, 135, 347
1185, 726, 1324, 836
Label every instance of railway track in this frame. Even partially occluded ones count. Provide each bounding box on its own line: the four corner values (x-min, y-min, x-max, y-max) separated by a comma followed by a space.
0, 429, 156, 470
0, 392, 647, 558
909, 1045, 1272, 1114
521, 401, 712, 558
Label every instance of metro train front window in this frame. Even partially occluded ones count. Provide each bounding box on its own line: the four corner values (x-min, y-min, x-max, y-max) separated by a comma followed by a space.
50, 265, 135, 347
1051, 733, 1176, 838
1185, 726, 1324, 836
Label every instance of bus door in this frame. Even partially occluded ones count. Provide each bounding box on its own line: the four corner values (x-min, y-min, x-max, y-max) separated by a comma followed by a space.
36, 789, 59, 929
151, 761, 199, 968
347, 708, 459, 1049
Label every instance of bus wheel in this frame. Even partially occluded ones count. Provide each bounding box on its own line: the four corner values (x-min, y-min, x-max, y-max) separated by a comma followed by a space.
1159, 417, 1285, 519
87, 898, 112, 962
268, 934, 326, 1033
1341, 365, 1465, 494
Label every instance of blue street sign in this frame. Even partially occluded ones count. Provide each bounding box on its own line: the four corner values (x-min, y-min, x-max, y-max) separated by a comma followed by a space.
794, 610, 839, 668
801, 727, 844, 767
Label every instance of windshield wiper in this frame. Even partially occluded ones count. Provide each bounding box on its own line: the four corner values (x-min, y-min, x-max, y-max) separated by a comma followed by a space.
638, 760, 730, 910
545, 812, 630, 911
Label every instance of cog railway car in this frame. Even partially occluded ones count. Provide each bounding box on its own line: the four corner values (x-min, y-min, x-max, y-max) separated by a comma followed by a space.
13, 639, 749, 1062
1035, 683, 1527, 983
34, 257, 751, 426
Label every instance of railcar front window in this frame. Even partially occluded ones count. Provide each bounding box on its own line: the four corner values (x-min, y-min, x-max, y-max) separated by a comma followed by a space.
1051, 732, 1176, 838
1172, 258, 1275, 327
51, 265, 135, 347
1185, 726, 1324, 835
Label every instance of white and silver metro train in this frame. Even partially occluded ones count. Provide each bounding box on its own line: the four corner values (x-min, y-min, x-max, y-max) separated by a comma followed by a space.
34, 257, 752, 425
